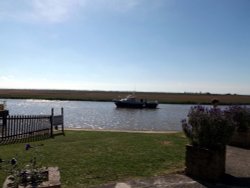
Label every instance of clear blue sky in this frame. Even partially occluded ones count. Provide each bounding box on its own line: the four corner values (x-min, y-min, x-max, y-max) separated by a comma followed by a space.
0, 0, 250, 94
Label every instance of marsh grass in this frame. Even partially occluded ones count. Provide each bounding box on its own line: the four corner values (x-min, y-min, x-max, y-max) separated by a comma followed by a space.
0, 131, 187, 188
1, 89, 250, 104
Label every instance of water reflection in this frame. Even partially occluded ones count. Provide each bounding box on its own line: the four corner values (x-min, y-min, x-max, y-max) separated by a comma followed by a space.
2, 99, 193, 131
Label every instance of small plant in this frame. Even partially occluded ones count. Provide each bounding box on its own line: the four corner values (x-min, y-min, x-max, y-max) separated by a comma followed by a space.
182, 105, 235, 150
227, 105, 250, 132
0, 144, 48, 188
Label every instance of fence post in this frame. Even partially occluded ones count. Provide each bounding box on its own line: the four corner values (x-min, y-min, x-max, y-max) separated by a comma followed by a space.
51, 108, 54, 137
0, 110, 9, 141
61, 108, 65, 135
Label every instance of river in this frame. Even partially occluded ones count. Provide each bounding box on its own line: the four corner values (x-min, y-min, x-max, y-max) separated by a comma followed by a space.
1, 99, 194, 131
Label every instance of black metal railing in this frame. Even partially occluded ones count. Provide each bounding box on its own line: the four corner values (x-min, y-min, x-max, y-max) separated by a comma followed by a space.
0, 108, 64, 144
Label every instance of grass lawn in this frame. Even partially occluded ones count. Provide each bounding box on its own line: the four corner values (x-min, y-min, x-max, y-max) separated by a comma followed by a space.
0, 131, 187, 188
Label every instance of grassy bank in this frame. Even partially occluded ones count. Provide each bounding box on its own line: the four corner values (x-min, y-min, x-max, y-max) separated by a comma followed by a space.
1, 89, 250, 104
0, 131, 187, 188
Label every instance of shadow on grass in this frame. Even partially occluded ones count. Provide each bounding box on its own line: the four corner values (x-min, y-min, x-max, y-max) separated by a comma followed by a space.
0, 128, 66, 146
0, 135, 50, 145
0, 132, 64, 146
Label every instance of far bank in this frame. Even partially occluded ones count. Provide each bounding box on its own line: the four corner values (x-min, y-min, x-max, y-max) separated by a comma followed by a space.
1, 89, 250, 104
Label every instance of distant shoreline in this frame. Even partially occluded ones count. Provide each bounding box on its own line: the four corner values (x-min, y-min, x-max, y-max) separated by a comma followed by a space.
1, 89, 250, 105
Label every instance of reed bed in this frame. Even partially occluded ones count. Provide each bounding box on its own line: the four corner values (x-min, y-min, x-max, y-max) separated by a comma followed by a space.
1, 89, 250, 104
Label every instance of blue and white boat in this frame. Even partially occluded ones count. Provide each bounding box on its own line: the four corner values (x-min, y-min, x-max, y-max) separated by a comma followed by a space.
113, 95, 158, 109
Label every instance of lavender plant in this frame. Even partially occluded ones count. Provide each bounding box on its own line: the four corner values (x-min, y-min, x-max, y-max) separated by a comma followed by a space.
227, 105, 250, 132
182, 105, 235, 150
1, 144, 48, 188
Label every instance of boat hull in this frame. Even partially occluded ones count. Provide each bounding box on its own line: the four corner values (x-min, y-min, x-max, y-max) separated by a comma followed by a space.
113, 95, 158, 109
114, 101, 158, 109
115, 101, 144, 108
145, 102, 158, 109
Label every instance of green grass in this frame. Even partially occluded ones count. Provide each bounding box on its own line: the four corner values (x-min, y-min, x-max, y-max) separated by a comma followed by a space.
0, 131, 187, 188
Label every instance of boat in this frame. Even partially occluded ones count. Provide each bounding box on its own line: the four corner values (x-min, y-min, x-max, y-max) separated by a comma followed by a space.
113, 95, 158, 109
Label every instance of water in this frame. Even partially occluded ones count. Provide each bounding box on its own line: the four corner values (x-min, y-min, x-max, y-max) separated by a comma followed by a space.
1, 99, 193, 131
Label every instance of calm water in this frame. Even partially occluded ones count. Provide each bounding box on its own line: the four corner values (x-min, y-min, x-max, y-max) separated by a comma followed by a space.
1, 99, 194, 131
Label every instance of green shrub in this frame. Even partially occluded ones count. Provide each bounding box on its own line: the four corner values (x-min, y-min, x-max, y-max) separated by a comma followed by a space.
0, 144, 47, 188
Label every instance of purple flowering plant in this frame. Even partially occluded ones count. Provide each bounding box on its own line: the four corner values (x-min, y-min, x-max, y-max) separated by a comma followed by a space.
227, 105, 250, 132
0, 143, 47, 188
182, 105, 235, 150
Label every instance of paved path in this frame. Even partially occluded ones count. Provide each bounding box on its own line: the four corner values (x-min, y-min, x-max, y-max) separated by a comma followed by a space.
226, 146, 250, 177
94, 146, 250, 188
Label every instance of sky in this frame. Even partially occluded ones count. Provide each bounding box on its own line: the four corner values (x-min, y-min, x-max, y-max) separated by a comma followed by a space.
0, 0, 250, 95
